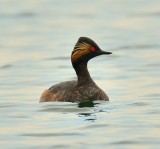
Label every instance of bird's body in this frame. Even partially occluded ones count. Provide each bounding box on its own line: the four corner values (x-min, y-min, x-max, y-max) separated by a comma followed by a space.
40, 37, 112, 102
40, 74, 108, 102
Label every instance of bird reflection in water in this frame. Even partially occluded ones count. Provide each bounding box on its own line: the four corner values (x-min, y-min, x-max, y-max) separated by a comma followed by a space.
77, 101, 100, 121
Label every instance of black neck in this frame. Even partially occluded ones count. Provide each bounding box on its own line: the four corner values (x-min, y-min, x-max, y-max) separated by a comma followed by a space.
73, 62, 94, 84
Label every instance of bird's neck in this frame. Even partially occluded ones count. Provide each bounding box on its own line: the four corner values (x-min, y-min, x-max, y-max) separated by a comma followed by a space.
73, 62, 94, 84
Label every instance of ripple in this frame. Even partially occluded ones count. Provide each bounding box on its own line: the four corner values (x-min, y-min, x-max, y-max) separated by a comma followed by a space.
17, 12, 35, 17
0, 103, 18, 108
44, 56, 69, 61
118, 44, 159, 50
110, 139, 160, 145
0, 64, 12, 69
84, 124, 110, 129
20, 132, 83, 137
0, 12, 35, 18
129, 102, 149, 107
110, 140, 136, 145
38, 102, 90, 113
133, 12, 160, 17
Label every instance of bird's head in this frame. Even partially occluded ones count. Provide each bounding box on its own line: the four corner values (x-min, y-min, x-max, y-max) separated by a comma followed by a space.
71, 37, 112, 67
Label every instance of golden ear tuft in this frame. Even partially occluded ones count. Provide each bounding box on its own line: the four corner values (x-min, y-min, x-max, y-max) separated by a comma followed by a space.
71, 42, 92, 62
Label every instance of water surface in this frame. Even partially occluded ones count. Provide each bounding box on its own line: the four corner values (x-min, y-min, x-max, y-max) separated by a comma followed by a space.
0, 0, 160, 148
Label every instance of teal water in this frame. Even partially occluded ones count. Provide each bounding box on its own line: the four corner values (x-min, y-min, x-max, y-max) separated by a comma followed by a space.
0, 0, 160, 148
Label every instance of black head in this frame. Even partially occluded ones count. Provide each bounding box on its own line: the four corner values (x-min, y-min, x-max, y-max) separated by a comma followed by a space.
71, 37, 112, 66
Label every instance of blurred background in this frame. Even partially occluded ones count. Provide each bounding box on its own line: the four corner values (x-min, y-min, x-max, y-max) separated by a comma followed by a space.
0, 0, 160, 148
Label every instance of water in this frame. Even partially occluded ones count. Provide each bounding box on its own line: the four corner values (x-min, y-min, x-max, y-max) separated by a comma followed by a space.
0, 0, 160, 148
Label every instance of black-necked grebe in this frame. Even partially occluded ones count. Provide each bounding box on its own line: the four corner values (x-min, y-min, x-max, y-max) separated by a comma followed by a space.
40, 37, 112, 102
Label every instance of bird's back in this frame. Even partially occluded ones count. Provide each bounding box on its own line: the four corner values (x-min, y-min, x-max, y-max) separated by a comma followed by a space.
40, 80, 108, 102
40, 81, 76, 102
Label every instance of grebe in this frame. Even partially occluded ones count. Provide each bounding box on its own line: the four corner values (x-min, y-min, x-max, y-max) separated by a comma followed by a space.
40, 37, 112, 102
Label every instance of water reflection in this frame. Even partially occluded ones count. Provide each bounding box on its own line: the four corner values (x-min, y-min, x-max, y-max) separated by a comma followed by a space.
77, 101, 110, 121
78, 112, 97, 121
38, 101, 109, 122
78, 101, 99, 108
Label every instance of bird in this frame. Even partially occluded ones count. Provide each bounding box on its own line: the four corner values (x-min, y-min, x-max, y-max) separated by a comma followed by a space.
40, 37, 112, 102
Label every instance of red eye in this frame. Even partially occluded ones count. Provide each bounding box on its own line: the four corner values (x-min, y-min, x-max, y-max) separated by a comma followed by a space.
90, 47, 95, 52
